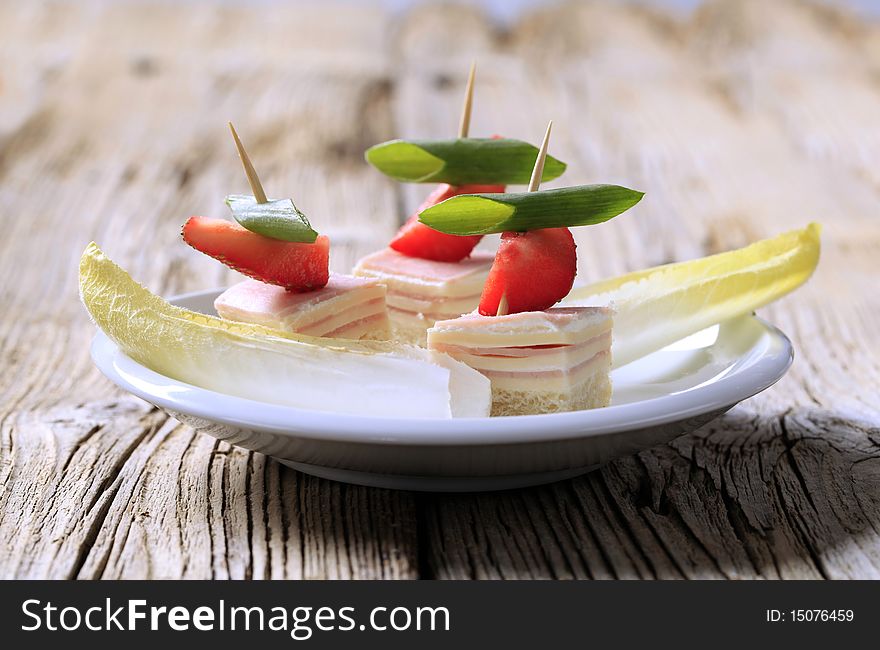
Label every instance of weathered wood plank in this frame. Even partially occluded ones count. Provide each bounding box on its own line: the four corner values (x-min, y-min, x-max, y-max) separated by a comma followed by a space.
0, 0, 418, 579
0, 0, 878, 580
412, 1, 880, 579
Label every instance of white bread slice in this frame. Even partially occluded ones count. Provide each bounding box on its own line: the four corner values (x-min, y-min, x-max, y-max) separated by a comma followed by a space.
490, 355, 612, 416
390, 319, 431, 347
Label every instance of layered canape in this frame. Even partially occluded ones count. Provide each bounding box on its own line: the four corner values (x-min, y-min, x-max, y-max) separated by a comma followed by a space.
353, 184, 498, 345
424, 122, 643, 414
356, 65, 566, 344
428, 307, 613, 416
214, 275, 391, 340
184, 124, 392, 341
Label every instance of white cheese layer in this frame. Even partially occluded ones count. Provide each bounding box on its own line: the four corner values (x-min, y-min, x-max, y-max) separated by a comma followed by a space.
431, 330, 612, 372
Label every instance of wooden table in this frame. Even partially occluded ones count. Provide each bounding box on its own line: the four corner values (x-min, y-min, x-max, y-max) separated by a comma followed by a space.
1, 0, 878, 579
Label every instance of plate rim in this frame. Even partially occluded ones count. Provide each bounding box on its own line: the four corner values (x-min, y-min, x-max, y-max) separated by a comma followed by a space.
89, 290, 794, 447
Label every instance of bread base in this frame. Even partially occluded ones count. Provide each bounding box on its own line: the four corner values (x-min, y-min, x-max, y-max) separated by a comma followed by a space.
389, 320, 430, 347
490, 369, 613, 417
359, 323, 393, 341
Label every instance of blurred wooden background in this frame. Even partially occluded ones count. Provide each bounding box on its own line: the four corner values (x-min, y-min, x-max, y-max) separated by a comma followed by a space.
1, 0, 879, 579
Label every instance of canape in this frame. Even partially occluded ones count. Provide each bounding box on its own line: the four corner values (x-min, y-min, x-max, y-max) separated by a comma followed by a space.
423, 122, 643, 415
356, 65, 567, 345
428, 307, 613, 416
353, 183, 499, 345
183, 124, 392, 341
214, 275, 391, 340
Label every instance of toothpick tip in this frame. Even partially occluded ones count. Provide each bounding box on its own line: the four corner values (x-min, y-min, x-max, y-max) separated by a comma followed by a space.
458, 62, 478, 139
228, 122, 268, 204
528, 120, 554, 192
496, 292, 509, 317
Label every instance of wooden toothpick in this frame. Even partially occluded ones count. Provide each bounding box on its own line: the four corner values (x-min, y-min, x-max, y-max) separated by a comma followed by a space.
457, 62, 477, 139
228, 122, 268, 204
496, 292, 509, 317
494, 121, 553, 317
528, 120, 553, 192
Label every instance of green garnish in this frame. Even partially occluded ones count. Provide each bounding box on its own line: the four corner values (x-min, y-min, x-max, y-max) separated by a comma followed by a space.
418, 185, 644, 235
226, 194, 319, 243
365, 138, 567, 185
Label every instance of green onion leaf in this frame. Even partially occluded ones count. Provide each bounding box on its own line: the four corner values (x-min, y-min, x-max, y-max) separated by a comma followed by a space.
226, 194, 318, 243
418, 185, 644, 235
365, 138, 567, 185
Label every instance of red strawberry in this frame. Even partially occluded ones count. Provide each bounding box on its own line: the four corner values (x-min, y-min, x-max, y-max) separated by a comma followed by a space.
182, 217, 329, 292
390, 183, 505, 262
478, 228, 577, 316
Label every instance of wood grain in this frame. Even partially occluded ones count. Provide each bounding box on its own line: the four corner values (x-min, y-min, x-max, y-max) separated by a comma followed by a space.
1, 0, 878, 579
0, 0, 416, 580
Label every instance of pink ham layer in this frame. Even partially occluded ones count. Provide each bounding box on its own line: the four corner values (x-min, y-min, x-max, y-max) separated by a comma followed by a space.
429, 308, 612, 390
436, 307, 604, 330
387, 288, 482, 303
356, 248, 492, 322
214, 275, 388, 339
298, 298, 385, 336
479, 350, 610, 380
322, 311, 388, 338
386, 302, 480, 323
216, 274, 379, 313
357, 247, 494, 284
431, 331, 611, 359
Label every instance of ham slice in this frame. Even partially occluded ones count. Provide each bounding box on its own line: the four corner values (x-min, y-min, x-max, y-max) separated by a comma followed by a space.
214, 275, 391, 341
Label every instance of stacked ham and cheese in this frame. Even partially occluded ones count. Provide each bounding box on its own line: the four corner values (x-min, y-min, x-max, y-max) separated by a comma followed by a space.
427, 307, 613, 416
214, 274, 391, 341
353, 248, 493, 346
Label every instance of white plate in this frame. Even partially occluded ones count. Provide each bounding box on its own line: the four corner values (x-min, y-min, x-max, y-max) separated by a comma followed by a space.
90, 289, 793, 492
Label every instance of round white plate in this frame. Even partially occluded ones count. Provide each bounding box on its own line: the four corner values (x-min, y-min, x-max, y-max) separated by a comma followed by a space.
90, 289, 793, 492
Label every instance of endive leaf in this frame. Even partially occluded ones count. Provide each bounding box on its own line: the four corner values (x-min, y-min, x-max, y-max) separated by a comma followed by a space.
419, 185, 644, 235
365, 138, 567, 184
563, 223, 822, 367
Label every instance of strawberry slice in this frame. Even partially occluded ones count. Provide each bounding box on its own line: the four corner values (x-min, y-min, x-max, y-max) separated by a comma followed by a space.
479, 228, 577, 316
390, 183, 506, 262
182, 217, 329, 292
